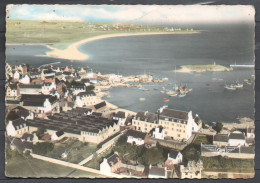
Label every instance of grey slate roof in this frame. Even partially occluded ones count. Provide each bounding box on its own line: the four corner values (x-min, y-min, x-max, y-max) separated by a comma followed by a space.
107, 153, 120, 166
27, 108, 118, 135
21, 94, 58, 107
136, 112, 158, 123
229, 133, 245, 140
160, 108, 188, 120
77, 91, 96, 97
12, 118, 27, 130
19, 84, 42, 89
240, 146, 254, 154
214, 134, 229, 142
21, 133, 33, 141
94, 101, 106, 110
114, 111, 126, 118
149, 166, 165, 177
169, 150, 180, 159
125, 130, 147, 140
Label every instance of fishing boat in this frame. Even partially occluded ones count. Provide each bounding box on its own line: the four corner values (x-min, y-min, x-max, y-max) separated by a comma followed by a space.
178, 93, 186, 98
166, 90, 178, 97
163, 98, 169, 102
224, 84, 237, 90
234, 82, 243, 88
139, 98, 146, 101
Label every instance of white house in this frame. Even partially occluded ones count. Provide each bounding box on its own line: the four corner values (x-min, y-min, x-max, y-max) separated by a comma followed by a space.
100, 153, 122, 176
13, 70, 20, 81
148, 166, 167, 178
75, 96, 84, 107
152, 126, 165, 140
228, 131, 246, 146
38, 98, 53, 114
19, 74, 30, 84
113, 111, 126, 126
247, 126, 255, 139
165, 150, 183, 166
126, 130, 148, 146
42, 82, 56, 95
6, 121, 17, 137
6, 118, 28, 137
6, 84, 18, 97
51, 131, 64, 141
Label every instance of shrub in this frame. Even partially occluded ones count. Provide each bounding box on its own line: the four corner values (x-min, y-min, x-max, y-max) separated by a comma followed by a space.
212, 122, 223, 133
32, 142, 54, 155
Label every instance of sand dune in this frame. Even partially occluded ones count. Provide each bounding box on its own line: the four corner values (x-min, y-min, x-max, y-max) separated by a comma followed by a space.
44, 32, 199, 61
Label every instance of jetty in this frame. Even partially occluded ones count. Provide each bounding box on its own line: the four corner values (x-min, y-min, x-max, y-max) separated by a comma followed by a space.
230, 64, 254, 68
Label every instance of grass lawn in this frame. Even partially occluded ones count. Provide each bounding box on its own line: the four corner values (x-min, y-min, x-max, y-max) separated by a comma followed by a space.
85, 147, 114, 170
6, 19, 197, 49
45, 139, 98, 164
6, 155, 103, 178
202, 156, 254, 173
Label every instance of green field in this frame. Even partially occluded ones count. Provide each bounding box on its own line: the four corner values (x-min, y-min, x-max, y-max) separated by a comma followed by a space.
6, 155, 103, 178
6, 19, 198, 49
45, 139, 98, 164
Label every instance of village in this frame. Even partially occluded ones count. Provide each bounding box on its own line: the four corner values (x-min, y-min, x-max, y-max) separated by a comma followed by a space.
5, 63, 255, 179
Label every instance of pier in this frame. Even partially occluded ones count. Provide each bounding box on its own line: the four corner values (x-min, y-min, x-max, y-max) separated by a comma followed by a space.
38, 61, 61, 69
230, 64, 254, 68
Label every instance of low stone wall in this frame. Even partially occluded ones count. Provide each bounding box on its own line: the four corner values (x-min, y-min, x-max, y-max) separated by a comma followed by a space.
121, 163, 145, 172
31, 153, 100, 175
203, 170, 255, 179
31, 153, 129, 178
202, 152, 255, 159
152, 134, 196, 151
78, 132, 122, 165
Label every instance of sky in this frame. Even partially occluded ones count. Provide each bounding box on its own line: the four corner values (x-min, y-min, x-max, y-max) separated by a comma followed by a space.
6, 5, 255, 25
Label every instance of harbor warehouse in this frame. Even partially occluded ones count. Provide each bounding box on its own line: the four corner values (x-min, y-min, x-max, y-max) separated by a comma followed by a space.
26, 108, 120, 144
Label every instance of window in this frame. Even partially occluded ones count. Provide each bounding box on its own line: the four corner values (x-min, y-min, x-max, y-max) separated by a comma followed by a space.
178, 134, 180, 137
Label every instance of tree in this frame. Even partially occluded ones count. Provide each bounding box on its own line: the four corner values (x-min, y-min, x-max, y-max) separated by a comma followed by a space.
6, 111, 19, 122
202, 122, 209, 129
212, 122, 223, 133
32, 142, 54, 155
116, 135, 127, 146
26, 64, 30, 71
35, 128, 46, 138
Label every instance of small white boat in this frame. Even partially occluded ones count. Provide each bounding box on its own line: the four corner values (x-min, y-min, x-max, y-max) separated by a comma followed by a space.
139, 98, 146, 101
178, 93, 186, 98
225, 84, 237, 90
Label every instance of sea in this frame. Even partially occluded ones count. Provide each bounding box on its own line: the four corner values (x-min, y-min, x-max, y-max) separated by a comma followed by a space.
6, 24, 255, 123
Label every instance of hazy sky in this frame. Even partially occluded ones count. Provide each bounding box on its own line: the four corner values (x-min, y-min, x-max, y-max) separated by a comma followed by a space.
7, 5, 255, 25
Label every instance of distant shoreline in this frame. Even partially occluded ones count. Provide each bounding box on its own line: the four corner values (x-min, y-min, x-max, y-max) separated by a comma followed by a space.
7, 31, 199, 61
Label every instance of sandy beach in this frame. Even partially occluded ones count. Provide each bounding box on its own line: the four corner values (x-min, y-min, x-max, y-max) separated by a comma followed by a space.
43, 31, 199, 61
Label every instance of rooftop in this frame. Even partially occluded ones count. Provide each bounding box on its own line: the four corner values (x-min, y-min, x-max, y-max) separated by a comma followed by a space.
114, 111, 126, 118
21, 94, 58, 107
27, 108, 118, 134
149, 166, 165, 177
107, 153, 120, 166
159, 108, 188, 120
214, 134, 229, 142
135, 112, 157, 123
125, 130, 147, 140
